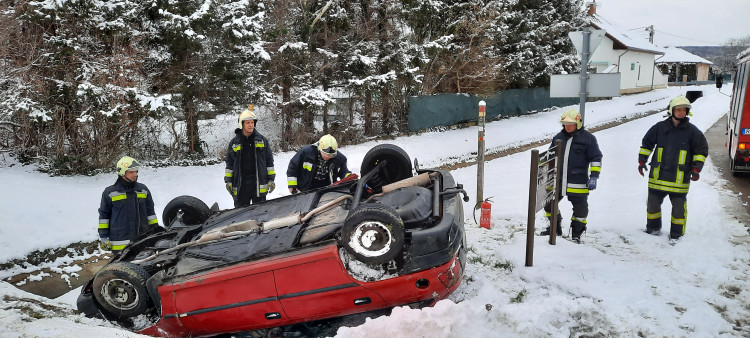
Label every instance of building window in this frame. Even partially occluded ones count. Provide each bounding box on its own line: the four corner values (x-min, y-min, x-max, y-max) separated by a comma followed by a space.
631, 63, 636, 70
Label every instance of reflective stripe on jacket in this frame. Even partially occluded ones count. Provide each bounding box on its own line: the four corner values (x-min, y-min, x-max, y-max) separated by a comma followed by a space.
551, 127, 603, 196
638, 117, 708, 194
225, 129, 276, 196
98, 179, 158, 250
286, 144, 350, 192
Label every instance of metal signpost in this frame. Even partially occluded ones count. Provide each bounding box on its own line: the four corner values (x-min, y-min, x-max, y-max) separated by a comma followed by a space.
550, 28, 620, 120
476, 101, 486, 207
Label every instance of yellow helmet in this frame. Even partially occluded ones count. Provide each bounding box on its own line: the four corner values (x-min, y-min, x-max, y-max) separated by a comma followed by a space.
116, 156, 141, 176
238, 104, 258, 129
317, 134, 338, 156
668, 96, 691, 116
560, 109, 582, 130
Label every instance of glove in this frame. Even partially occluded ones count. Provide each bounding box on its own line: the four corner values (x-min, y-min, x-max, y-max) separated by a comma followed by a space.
690, 167, 700, 181
225, 183, 233, 194
99, 238, 111, 251
268, 182, 276, 193
587, 177, 598, 190
638, 161, 648, 176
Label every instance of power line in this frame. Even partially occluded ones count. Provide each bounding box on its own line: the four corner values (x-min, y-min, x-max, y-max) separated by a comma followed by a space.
654, 29, 720, 45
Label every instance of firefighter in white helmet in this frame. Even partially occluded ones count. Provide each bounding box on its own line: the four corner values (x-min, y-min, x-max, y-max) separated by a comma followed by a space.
541, 109, 603, 244
97, 156, 161, 253
225, 104, 276, 207
638, 95, 708, 243
286, 134, 352, 193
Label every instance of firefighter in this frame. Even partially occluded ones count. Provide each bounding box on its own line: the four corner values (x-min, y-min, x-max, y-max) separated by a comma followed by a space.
638, 96, 708, 242
225, 105, 276, 207
287, 134, 352, 193
541, 109, 603, 244
98, 156, 160, 253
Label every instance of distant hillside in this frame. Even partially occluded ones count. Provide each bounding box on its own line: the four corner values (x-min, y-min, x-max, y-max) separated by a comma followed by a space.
677, 46, 726, 59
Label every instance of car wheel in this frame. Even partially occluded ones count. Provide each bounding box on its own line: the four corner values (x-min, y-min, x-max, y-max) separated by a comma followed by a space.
92, 262, 151, 319
342, 204, 405, 265
361, 144, 412, 186
162, 195, 211, 227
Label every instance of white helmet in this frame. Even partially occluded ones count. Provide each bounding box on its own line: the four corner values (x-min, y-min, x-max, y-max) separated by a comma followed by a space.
668, 96, 691, 116
238, 104, 258, 129
560, 109, 582, 130
116, 156, 141, 176
317, 134, 338, 157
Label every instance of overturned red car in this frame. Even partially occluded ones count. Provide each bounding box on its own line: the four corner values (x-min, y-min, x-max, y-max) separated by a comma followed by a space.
77, 144, 468, 337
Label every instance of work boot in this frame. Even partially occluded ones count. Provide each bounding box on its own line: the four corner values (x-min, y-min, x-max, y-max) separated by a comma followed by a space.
668, 234, 681, 246
645, 227, 661, 236
540, 226, 562, 236
570, 221, 586, 244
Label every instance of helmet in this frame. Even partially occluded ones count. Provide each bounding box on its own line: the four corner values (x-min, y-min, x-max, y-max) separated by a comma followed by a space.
116, 156, 141, 176
238, 104, 258, 129
317, 134, 338, 157
560, 109, 582, 130
668, 96, 691, 116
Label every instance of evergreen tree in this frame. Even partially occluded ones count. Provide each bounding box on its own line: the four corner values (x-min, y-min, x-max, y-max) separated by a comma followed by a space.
499, 0, 584, 88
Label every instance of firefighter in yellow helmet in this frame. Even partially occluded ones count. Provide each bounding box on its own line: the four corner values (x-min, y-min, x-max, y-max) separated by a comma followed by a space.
286, 134, 352, 193
638, 96, 708, 243
97, 156, 161, 253
225, 105, 276, 207
541, 109, 603, 244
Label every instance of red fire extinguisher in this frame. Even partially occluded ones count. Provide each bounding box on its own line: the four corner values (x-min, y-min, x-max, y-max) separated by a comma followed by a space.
479, 198, 492, 229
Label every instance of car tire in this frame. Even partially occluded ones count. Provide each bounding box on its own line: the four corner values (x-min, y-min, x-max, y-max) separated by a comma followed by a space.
342, 203, 405, 265
361, 144, 412, 186
162, 195, 211, 227
92, 262, 152, 319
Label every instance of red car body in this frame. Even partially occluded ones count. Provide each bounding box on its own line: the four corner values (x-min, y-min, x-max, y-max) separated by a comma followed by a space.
139, 243, 463, 337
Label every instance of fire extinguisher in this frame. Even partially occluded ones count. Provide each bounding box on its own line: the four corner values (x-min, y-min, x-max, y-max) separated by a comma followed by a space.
474, 197, 493, 229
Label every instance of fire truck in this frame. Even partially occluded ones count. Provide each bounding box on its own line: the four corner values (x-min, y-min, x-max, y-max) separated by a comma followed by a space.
727, 49, 750, 176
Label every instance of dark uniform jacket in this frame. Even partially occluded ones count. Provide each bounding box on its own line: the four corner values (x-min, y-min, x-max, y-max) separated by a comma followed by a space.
98, 178, 158, 251
225, 129, 276, 197
552, 127, 603, 195
639, 117, 708, 194
287, 144, 350, 192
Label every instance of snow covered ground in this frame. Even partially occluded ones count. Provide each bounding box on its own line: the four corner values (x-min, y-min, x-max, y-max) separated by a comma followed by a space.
1, 84, 749, 337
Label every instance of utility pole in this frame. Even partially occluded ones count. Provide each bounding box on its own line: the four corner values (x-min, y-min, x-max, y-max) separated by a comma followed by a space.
579, 26, 591, 121
646, 25, 654, 43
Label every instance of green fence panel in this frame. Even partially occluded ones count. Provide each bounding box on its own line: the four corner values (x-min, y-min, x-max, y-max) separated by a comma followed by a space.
408, 87, 578, 131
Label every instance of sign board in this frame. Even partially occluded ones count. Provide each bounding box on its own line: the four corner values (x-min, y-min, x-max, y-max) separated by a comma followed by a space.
549, 73, 621, 98
569, 29, 606, 57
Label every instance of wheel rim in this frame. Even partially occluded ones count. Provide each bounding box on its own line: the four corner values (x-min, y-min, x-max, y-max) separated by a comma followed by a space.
347, 221, 393, 257
100, 278, 140, 311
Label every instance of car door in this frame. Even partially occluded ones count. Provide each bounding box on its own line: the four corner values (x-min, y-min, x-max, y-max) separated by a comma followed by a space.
275, 252, 386, 322
171, 269, 287, 335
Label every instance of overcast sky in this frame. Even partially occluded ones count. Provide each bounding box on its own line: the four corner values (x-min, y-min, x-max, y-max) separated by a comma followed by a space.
593, 0, 750, 47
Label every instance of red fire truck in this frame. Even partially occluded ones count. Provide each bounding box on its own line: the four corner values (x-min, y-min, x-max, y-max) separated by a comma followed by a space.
727, 49, 750, 176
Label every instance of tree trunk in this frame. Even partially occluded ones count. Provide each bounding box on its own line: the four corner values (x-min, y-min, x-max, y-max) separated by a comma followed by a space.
281, 79, 293, 151
364, 90, 373, 135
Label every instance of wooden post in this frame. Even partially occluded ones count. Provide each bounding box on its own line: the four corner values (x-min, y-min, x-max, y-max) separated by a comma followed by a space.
525, 149, 539, 267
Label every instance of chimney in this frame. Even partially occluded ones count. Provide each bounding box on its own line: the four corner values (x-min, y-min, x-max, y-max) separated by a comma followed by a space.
587, 1, 597, 16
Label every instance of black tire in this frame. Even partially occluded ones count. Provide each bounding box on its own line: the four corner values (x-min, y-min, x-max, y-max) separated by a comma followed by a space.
342, 204, 405, 265
92, 262, 151, 319
730, 157, 740, 177
361, 144, 412, 185
162, 195, 211, 227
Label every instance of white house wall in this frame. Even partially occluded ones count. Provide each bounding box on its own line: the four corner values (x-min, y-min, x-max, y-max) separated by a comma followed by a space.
589, 37, 667, 94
